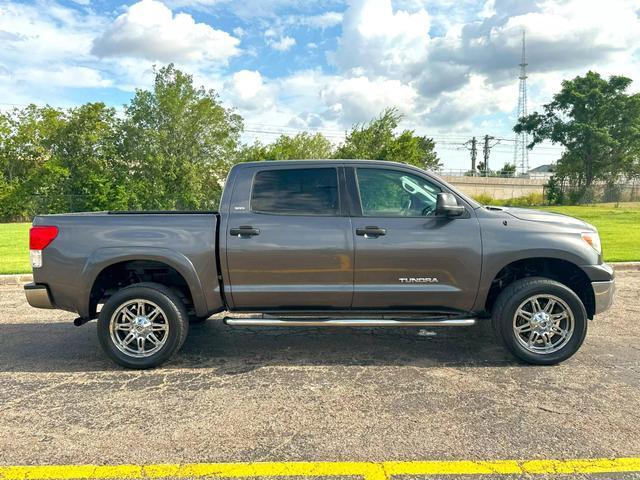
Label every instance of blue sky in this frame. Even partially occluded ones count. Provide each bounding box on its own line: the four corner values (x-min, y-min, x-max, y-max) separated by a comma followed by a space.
2, 0, 640, 170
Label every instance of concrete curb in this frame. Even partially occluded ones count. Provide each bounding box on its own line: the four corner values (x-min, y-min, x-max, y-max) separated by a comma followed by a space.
0, 274, 34, 285
611, 262, 640, 271
2, 262, 639, 286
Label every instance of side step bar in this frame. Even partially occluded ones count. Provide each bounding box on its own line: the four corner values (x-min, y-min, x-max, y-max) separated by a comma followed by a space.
223, 317, 477, 327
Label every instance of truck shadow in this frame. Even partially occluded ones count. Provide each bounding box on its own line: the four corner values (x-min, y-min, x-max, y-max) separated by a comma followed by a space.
0, 319, 519, 373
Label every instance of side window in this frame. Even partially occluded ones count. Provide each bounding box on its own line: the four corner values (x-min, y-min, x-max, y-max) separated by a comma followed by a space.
356, 168, 442, 217
251, 168, 340, 215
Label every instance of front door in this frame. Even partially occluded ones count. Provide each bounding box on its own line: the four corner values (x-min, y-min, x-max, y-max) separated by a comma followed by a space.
225, 165, 354, 310
350, 166, 482, 313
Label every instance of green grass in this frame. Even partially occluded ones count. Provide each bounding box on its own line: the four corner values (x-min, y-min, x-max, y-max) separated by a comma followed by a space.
538, 203, 640, 262
0, 203, 638, 274
0, 222, 30, 274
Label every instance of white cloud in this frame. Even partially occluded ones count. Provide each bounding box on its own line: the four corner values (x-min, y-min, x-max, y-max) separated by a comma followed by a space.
324, 0, 640, 136
430, 0, 640, 85
267, 35, 296, 51
332, 0, 430, 78
296, 11, 343, 29
16, 66, 112, 88
321, 76, 418, 124
0, 1, 112, 106
0, 1, 101, 64
422, 74, 516, 126
92, 0, 241, 63
226, 70, 274, 110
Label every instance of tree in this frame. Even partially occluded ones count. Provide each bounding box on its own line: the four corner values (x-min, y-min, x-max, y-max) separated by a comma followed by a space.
50, 103, 126, 211
120, 64, 243, 209
239, 132, 333, 161
334, 108, 441, 170
476, 161, 492, 177
0, 105, 68, 220
497, 163, 516, 177
514, 71, 640, 188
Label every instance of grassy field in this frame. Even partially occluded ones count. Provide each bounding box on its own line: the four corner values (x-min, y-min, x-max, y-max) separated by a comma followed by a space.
539, 202, 640, 262
0, 203, 638, 274
0, 222, 30, 274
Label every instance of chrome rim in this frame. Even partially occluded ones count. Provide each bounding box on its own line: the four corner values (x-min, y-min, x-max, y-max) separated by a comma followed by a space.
512, 294, 574, 355
109, 299, 169, 358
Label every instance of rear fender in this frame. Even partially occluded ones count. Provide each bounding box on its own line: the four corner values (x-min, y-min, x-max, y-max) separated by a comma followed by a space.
79, 247, 207, 317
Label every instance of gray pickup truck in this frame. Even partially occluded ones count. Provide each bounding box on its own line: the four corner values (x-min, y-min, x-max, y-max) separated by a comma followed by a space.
25, 160, 615, 368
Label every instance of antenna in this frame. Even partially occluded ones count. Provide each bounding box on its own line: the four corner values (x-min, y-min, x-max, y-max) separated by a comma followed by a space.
514, 30, 529, 175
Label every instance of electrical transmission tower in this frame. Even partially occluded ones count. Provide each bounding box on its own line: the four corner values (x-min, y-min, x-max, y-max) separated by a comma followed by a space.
514, 30, 529, 175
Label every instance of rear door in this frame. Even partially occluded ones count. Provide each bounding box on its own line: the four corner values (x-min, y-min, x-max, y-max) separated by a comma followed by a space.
224, 164, 354, 310
349, 165, 482, 313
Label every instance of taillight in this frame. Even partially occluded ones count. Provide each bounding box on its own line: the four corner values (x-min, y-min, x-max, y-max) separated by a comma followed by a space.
29, 226, 58, 268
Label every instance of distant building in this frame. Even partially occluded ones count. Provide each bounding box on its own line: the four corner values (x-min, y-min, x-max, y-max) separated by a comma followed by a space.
528, 163, 555, 179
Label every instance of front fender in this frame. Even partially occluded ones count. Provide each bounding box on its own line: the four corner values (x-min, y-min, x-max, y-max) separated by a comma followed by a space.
473, 248, 598, 314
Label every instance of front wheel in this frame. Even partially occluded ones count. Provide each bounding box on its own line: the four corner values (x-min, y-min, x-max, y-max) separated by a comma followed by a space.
492, 277, 588, 365
97, 283, 189, 369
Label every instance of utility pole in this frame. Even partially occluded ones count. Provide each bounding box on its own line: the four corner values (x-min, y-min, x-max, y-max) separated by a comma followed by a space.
464, 137, 478, 174
483, 135, 495, 176
514, 30, 529, 175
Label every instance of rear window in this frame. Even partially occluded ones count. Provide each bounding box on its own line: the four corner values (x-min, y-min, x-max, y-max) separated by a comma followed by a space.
251, 168, 340, 215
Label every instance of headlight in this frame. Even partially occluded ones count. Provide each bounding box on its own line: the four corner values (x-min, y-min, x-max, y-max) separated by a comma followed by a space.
581, 232, 601, 254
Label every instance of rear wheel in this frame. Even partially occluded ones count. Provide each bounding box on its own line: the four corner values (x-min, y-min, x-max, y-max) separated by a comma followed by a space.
98, 283, 189, 369
492, 277, 587, 365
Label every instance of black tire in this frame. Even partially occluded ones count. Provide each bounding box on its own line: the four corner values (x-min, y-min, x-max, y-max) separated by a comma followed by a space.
98, 283, 189, 369
492, 276, 588, 365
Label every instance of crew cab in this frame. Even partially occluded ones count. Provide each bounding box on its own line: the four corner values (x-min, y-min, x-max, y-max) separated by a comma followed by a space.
25, 160, 615, 368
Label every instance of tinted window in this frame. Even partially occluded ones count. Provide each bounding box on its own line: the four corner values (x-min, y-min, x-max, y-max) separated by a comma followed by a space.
251, 168, 340, 215
356, 168, 442, 217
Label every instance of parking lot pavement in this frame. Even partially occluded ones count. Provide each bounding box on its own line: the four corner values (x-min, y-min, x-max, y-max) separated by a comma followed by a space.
0, 272, 639, 478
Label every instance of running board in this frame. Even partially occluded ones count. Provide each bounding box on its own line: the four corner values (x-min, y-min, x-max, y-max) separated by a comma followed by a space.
223, 317, 477, 327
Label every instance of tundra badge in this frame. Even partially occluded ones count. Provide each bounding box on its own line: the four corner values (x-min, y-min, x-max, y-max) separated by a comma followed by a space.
399, 277, 439, 283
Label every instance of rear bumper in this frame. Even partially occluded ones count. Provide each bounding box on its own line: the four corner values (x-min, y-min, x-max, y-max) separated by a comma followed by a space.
592, 279, 615, 315
24, 283, 54, 309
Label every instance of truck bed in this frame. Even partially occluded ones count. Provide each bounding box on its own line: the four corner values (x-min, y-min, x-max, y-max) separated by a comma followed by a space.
32, 211, 223, 318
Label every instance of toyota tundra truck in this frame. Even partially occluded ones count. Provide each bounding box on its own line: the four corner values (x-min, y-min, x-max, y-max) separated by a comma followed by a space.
24, 160, 616, 368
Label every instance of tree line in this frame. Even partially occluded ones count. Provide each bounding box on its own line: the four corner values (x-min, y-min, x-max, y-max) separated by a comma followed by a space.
2, 66, 640, 220
0, 65, 440, 221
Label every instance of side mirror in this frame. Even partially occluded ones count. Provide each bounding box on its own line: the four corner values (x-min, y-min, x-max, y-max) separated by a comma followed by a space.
436, 192, 465, 217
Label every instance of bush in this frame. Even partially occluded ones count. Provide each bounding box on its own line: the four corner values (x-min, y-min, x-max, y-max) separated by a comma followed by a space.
472, 193, 495, 205
472, 192, 546, 207
502, 193, 545, 207
545, 175, 564, 205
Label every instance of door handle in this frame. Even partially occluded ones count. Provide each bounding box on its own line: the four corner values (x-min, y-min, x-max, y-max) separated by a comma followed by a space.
356, 226, 387, 238
230, 226, 260, 237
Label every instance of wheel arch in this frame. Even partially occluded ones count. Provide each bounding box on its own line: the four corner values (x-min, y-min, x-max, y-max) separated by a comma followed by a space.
80, 247, 208, 318
481, 257, 595, 319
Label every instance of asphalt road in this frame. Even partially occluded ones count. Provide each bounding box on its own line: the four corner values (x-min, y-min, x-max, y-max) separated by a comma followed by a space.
0, 272, 639, 478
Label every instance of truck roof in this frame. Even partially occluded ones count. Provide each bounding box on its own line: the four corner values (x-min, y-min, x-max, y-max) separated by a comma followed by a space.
234, 159, 442, 170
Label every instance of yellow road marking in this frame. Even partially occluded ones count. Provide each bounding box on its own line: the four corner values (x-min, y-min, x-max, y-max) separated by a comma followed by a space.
0, 458, 639, 480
